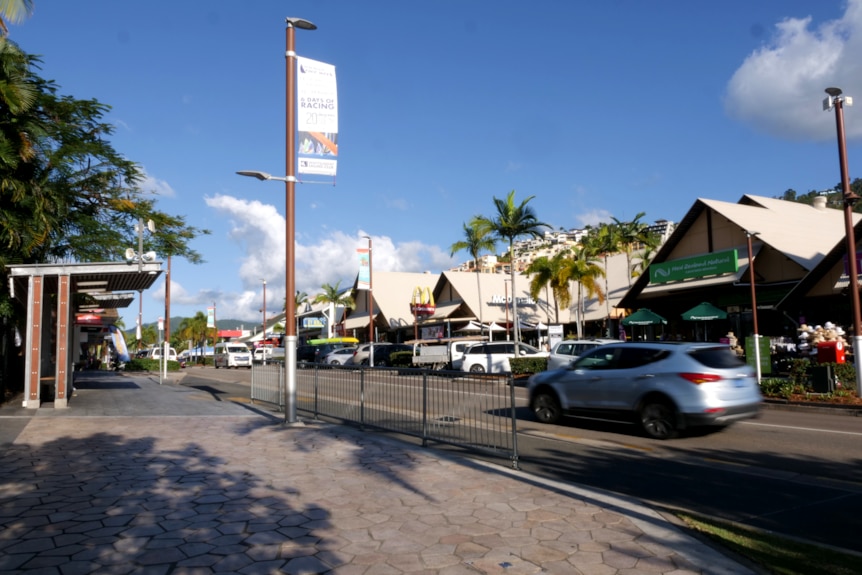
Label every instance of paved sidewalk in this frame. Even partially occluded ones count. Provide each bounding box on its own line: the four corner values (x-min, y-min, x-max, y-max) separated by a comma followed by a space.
0, 370, 756, 574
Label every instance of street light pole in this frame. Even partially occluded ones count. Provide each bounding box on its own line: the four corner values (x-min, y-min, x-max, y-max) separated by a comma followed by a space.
362, 235, 374, 367
745, 230, 761, 383
236, 16, 316, 425
824, 87, 862, 391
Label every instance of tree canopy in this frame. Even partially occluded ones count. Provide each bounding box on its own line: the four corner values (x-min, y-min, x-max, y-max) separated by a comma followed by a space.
0, 38, 209, 318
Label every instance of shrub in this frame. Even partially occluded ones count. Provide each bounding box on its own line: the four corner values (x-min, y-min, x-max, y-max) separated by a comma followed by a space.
390, 351, 414, 367
125, 358, 181, 372
510, 356, 547, 375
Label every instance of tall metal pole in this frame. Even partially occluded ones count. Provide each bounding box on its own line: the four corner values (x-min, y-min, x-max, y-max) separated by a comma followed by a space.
825, 87, 862, 392
262, 279, 267, 340
366, 236, 374, 367
283, 17, 316, 423
745, 231, 761, 383
163, 255, 171, 381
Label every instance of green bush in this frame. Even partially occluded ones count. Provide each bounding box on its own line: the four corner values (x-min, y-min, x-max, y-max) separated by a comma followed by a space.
125, 358, 181, 372
510, 356, 547, 375
390, 351, 414, 367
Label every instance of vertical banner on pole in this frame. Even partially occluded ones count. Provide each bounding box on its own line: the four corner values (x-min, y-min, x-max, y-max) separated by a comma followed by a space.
296, 57, 338, 177
206, 307, 215, 329
357, 249, 370, 290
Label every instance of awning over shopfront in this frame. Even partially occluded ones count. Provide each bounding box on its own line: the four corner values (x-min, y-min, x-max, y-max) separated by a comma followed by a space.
681, 302, 727, 321
424, 300, 462, 321
342, 312, 378, 331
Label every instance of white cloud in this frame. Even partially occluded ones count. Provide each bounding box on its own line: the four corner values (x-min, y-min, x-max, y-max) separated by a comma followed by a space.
574, 209, 613, 228
139, 169, 176, 197
725, 0, 862, 140
201, 195, 457, 321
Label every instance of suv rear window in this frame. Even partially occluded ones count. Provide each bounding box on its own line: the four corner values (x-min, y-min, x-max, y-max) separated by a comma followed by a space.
688, 346, 746, 368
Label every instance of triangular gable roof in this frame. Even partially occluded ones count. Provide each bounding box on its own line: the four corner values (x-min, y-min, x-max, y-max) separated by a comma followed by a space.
620, 194, 858, 308
345, 270, 440, 331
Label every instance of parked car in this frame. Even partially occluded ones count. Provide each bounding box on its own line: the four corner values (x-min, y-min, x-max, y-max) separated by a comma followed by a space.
460, 342, 548, 374
527, 342, 762, 439
546, 338, 618, 370
368, 344, 413, 367
296, 341, 355, 364
348, 342, 392, 365
323, 347, 357, 365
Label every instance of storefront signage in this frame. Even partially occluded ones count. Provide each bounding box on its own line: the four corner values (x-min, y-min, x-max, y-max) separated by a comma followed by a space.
489, 294, 537, 306
649, 249, 738, 284
410, 286, 436, 317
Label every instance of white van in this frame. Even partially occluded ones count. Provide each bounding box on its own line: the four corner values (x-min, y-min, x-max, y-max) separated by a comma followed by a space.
147, 346, 178, 362
214, 342, 252, 369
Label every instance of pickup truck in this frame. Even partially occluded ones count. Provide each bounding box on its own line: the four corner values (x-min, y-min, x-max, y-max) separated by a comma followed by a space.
408, 337, 487, 370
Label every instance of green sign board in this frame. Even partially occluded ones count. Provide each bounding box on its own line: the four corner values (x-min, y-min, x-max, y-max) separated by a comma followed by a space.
745, 335, 772, 375
649, 249, 739, 284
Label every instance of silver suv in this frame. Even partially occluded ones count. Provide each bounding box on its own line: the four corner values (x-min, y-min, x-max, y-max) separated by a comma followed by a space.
527, 342, 762, 439
546, 338, 618, 370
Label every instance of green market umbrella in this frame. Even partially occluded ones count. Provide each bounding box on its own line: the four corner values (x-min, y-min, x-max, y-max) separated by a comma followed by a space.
621, 308, 667, 326
681, 302, 727, 321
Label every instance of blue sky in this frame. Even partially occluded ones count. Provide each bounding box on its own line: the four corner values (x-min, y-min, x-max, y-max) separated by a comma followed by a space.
10, 1, 862, 329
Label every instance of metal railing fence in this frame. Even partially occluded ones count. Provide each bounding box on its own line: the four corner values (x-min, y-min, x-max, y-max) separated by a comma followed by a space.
251, 361, 519, 468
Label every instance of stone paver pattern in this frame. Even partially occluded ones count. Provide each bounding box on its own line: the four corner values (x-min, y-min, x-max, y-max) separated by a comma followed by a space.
0, 374, 752, 574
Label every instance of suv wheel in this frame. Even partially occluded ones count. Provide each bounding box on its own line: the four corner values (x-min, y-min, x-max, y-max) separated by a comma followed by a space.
531, 392, 562, 424
639, 400, 678, 439
469, 364, 485, 373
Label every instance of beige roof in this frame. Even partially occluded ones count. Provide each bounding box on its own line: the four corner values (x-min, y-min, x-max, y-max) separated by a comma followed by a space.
344, 270, 440, 331
700, 195, 859, 271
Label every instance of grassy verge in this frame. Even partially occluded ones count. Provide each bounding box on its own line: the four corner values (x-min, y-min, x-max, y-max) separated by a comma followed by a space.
677, 512, 862, 575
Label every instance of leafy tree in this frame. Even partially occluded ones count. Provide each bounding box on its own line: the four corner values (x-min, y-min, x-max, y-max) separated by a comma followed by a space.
474, 191, 549, 342
450, 217, 496, 334
0, 38, 209, 320
313, 281, 355, 338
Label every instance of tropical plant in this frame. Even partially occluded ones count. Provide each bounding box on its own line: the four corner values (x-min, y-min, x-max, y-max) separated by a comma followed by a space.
313, 281, 356, 338
474, 191, 549, 342
524, 253, 567, 324
582, 223, 622, 337
560, 246, 605, 339
175, 311, 209, 359
612, 212, 657, 287
450, 217, 497, 334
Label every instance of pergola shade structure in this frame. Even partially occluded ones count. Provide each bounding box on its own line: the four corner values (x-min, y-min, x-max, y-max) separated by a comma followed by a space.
8, 261, 163, 408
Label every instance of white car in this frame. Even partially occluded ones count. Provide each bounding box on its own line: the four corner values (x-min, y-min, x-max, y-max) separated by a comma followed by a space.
460, 342, 548, 374
323, 347, 357, 365
546, 338, 618, 370
347, 342, 392, 365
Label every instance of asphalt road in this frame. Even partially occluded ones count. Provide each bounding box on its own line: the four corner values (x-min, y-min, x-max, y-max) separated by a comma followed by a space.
181, 365, 862, 553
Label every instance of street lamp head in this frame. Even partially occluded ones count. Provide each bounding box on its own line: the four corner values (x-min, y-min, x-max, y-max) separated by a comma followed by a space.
236, 170, 272, 181
286, 17, 316, 30
826, 87, 843, 97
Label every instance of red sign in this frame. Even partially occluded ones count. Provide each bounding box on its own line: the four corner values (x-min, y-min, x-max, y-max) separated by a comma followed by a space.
75, 313, 103, 326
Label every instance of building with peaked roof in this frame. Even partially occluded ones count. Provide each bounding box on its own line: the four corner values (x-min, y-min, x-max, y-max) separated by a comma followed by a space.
619, 194, 862, 341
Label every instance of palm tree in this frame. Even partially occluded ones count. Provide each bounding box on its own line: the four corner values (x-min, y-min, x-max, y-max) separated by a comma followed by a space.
560, 247, 606, 339
612, 213, 658, 287
583, 223, 622, 337
449, 218, 496, 335
0, 1, 33, 36
631, 244, 659, 280
313, 281, 355, 338
524, 254, 567, 324
176, 311, 209, 361
474, 191, 549, 343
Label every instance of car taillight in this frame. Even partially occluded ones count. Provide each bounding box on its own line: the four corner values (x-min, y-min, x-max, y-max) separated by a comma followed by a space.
679, 373, 722, 385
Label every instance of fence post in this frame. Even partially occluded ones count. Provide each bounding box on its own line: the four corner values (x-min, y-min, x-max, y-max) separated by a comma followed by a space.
509, 373, 520, 470
421, 371, 429, 447
360, 366, 366, 430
